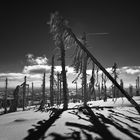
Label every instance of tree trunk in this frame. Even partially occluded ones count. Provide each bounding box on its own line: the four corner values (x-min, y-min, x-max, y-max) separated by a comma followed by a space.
83, 52, 88, 106
68, 29, 140, 114
42, 73, 46, 106
50, 56, 54, 106
60, 43, 68, 110
4, 78, 8, 114
23, 76, 26, 111
9, 85, 19, 112
31, 82, 34, 106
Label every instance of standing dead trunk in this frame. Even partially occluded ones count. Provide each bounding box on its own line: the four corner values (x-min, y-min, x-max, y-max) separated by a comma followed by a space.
60, 42, 68, 110
57, 72, 60, 105
136, 76, 140, 96
23, 76, 26, 111
81, 33, 88, 106
31, 82, 34, 106
9, 85, 19, 112
50, 56, 54, 107
42, 73, 46, 106
83, 52, 88, 106
4, 78, 8, 114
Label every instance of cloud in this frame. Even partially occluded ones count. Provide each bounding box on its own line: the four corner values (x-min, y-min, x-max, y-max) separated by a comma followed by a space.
1, 57, 140, 89
23, 65, 51, 74
117, 66, 140, 75
0, 73, 25, 81
26, 53, 48, 65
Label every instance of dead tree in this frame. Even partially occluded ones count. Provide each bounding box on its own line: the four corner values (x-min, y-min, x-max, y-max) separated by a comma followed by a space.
48, 13, 68, 110
50, 56, 54, 106
48, 12, 140, 114
4, 78, 8, 114
95, 67, 101, 100
129, 84, 133, 97
103, 74, 107, 102
111, 62, 118, 101
9, 85, 20, 112
57, 72, 62, 105
31, 82, 34, 106
61, 46, 68, 110
42, 73, 46, 106
81, 33, 88, 105
57, 72, 60, 105
136, 76, 140, 96
98, 83, 101, 100
89, 62, 96, 101
22, 76, 26, 111
38, 73, 46, 111
101, 73, 104, 100
72, 79, 78, 102
119, 79, 124, 97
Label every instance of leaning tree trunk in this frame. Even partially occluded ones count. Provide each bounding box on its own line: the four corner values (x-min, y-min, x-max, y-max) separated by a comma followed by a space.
48, 12, 140, 114
68, 29, 140, 114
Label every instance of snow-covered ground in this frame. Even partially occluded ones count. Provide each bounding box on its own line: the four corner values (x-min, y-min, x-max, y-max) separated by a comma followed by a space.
0, 96, 140, 140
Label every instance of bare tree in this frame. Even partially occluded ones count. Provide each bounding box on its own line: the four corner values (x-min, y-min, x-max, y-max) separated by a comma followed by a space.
81, 33, 88, 105
42, 73, 46, 106
31, 82, 34, 106
48, 12, 140, 114
111, 62, 118, 101
4, 78, 8, 113
89, 62, 96, 101
50, 56, 54, 106
22, 76, 26, 111
9, 85, 19, 112
136, 76, 140, 96
48, 12, 68, 110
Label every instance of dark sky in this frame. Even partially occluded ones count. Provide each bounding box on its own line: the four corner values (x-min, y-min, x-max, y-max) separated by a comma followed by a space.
0, 1, 140, 73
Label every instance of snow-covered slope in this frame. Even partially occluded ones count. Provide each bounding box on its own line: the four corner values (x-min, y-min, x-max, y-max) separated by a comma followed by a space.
0, 96, 140, 140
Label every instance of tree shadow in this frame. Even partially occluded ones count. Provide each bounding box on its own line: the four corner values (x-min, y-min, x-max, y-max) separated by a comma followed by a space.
48, 130, 81, 140
96, 112, 140, 140
108, 109, 140, 124
23, 106, 140, 140
110, 115, 140, 135
66, 106, 140, 140
23, 109, 63, 140
66, 106, 120, 140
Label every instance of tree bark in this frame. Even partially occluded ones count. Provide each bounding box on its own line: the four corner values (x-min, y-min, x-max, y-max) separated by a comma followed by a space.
60, 43, 68, 110
4, 78, 8, 114
23, 76, 26, 111
50, 56, 54, 106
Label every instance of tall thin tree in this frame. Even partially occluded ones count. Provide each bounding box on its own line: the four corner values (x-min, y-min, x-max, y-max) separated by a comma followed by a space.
81, 33, 88, 106
31, 82, 34, 106
50, 56, 54, 106
42, 73, 46, 106
48, 12, 68, 110
112, 62, 118, 101
4, 78, 8, 113
23, 76, 26, 111
136, 76, 140, 96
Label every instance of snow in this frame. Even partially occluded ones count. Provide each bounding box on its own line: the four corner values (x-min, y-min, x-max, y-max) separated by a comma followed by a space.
0, 96, 140, 140
0, 110, 49, 140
